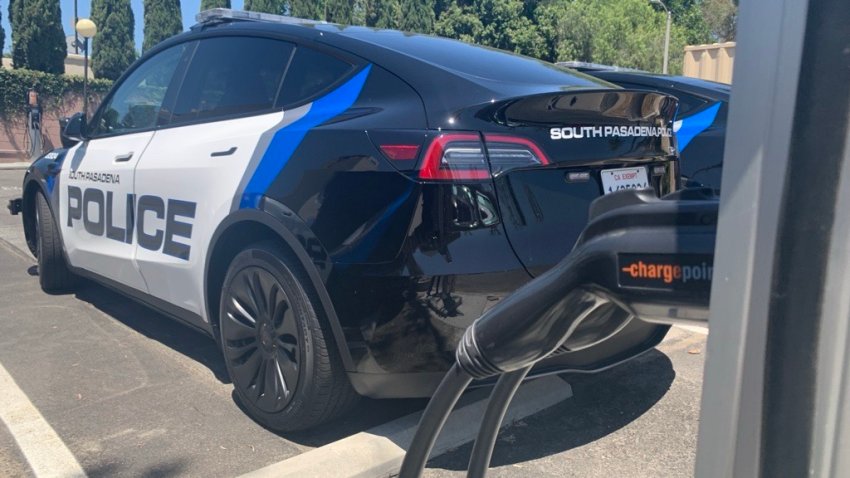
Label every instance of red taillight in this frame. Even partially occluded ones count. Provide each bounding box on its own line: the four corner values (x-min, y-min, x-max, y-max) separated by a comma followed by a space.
484, 134, 550, 174
419, 133, 490, 180
379, 144, 420, 161
418, 133, 550, 180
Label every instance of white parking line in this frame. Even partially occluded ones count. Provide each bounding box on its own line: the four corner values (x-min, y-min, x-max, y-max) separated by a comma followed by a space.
0, 362, 87, 478
240, 375, 572, 478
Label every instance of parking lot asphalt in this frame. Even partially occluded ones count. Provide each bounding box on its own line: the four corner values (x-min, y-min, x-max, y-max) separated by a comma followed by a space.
0, 169, 707, 477
422, 326, 706, 477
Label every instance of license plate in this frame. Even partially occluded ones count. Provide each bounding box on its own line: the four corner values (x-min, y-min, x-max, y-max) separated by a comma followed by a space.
600, 167, 650, 195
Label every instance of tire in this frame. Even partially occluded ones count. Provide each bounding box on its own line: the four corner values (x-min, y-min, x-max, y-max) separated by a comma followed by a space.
35, 192, 75, 292
219, 241, 359, 432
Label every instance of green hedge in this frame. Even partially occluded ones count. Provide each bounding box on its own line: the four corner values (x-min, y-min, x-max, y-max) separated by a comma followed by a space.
0, 68, 113, 118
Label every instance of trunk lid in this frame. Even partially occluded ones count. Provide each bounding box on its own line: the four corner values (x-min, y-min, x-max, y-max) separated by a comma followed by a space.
477, 89, 679, 276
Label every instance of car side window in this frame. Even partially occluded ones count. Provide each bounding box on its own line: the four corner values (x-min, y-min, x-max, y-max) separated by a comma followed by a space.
170, 37, 294, 124
89, 43, 187, 137
277, 47, 353, 107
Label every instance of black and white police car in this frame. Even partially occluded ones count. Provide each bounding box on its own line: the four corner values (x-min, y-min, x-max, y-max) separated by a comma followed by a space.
9, 9, 680, 431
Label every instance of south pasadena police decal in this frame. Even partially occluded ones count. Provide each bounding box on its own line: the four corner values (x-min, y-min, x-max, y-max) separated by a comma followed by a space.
68, 170, 121, 184
550, 125, 674, 140
618, 253, 713, 291
65, 173, 196, 261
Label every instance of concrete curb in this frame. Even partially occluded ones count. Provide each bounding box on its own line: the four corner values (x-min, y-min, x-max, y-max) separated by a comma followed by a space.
239, 376, 572, 478
0, 163, 31, 170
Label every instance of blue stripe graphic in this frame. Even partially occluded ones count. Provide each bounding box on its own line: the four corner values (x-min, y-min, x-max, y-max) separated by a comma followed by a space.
240, 64, 373, 209
676, 102, 721, 152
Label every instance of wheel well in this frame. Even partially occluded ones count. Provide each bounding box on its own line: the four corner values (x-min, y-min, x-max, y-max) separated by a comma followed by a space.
22, 181, 41, 256
206, 220, 281, 339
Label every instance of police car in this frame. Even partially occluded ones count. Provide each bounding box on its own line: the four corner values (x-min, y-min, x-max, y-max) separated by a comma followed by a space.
11, 9, 679, 431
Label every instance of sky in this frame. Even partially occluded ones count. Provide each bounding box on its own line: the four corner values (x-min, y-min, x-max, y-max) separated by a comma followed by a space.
2, 0, 247, 54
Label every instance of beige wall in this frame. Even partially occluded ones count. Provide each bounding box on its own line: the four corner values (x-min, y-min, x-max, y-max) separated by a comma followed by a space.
683, 42, 735, 84
1, 55, 94, 77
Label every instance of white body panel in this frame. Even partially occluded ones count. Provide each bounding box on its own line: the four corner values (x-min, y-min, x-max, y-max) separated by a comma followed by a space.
59, 133, 154, 291
133, 112, 285, 320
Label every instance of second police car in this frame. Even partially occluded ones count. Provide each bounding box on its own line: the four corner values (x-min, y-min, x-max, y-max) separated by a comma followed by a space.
15, 9, 680, 431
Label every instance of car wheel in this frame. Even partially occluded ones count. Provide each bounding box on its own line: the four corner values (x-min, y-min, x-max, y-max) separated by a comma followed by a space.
35, 191, 76, 292
219, 241, 359, 432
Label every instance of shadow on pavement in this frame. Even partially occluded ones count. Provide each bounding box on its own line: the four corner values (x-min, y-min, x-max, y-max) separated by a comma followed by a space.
71, 280, 231, 384
238, 391, 430, 448
70, 278, 429, 446
428, 349, 675, 471
86, 459, 188, 478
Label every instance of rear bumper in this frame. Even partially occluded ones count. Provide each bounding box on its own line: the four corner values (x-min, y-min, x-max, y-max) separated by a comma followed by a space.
348, 319, 669, 398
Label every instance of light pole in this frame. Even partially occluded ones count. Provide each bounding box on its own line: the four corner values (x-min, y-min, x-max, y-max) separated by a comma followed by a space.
75, 19, 97, 120
651, 0, 672, 75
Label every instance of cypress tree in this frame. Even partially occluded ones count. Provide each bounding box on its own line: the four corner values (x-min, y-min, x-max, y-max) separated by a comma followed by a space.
0, 3, 5, 55
398, 0, 434, 33
143, 0, 182, 52
200, 0, 230, 11
92, 0, 137, 80
8, 0, 22, 58
370, 0, 400, 28
12, 0, 66, 72
243, 0, 282, 15
325, 0, 353, 23
289, 0, 325, 20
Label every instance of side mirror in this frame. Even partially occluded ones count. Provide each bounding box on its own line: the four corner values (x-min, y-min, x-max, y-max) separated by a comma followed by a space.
60, 112, 86, 147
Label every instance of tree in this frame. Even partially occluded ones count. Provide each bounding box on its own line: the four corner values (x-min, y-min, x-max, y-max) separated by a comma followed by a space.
143, 0, 183, 52
473, 0, 543, 57
702, 0, 737, 41
92, 0, 137, 80
435, 2, 481, 43
535, 0, 688, 74
244, 0, 282, 15
200, 0, 230, 10
665, 0, 711, 45
290, 0, 325, 19
372, 0, 401, 27
398, 0, 434, 33
12, 0, 66, 73
0, 2, 5, 55
325, 0, 354, 23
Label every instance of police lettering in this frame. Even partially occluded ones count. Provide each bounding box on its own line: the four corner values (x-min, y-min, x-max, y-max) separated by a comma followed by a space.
67, 185, 195, 260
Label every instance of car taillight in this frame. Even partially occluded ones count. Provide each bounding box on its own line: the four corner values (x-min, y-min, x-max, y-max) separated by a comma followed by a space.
419, 133, 490, 180
418, 133, 549, 181
484, 134, 549, 174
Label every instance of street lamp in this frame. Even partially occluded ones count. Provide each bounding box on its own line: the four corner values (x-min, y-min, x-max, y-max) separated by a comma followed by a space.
651, 0, 672, 75
75, 18, 97, 121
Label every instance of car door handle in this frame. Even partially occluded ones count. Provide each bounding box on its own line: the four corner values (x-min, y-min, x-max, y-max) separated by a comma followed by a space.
211, 147, 237, 157
114, 152, 134, 162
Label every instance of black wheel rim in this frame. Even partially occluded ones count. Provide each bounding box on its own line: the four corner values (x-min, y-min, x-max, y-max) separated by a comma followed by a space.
222, 266, 300, 413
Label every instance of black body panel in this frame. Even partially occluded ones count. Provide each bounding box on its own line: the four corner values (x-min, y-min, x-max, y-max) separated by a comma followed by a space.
582, 70, 729, 191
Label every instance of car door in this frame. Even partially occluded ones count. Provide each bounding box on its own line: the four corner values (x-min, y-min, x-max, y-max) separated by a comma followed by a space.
133, 36, 297, 318
59, 43, 189, 291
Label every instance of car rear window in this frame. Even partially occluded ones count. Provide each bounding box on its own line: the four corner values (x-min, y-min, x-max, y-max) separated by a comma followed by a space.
276, 47, 353, 107
171, 36, 294, 123
331, 28, 601, 87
